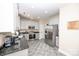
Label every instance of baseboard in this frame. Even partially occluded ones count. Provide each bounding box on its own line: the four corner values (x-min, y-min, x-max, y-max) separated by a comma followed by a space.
58, 49, 71, 56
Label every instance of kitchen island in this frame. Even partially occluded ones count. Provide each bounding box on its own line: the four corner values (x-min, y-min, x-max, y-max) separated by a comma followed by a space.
0, 34, 29, 56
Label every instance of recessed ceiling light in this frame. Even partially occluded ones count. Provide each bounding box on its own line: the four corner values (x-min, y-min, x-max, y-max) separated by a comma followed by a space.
44, 10, 48, 14
32, 6, 35, 8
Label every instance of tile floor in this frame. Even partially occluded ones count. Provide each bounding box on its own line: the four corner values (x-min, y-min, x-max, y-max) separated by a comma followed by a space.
28, 39, 65, 56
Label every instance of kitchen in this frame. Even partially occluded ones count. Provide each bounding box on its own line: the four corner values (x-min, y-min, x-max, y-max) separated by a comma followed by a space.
0, 3, 63, 56
15, 3, 62, 56
1, 1, 79, 56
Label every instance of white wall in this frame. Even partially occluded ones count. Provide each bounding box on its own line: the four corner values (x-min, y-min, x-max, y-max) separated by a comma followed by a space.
0, 3, 14, 33
45, 14, 59, 30
59, 4, 79, 56
49, 14, 59, 25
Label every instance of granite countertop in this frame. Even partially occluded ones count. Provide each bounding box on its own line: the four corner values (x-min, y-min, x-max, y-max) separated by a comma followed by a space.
0, 36, 29, 56
18, 29, 39, 32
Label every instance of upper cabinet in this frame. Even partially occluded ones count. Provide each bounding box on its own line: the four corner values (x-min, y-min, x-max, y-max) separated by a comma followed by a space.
20, 18, 39, 30
18, 4, 28, 16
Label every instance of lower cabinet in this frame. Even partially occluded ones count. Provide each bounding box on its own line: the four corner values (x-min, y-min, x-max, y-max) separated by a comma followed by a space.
24, 34, 29, 40
35, 33, 39, 39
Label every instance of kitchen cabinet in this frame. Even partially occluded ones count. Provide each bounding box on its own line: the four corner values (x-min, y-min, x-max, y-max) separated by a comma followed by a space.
35, 33, 39, 40
24, 34, 29, 40
0, 33, 29, 56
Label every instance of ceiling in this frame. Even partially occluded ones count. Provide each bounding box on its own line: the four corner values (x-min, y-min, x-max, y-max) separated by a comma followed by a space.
18, 3, 62, 20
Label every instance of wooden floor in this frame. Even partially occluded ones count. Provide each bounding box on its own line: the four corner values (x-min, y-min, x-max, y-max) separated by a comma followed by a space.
28, 39, 65, 56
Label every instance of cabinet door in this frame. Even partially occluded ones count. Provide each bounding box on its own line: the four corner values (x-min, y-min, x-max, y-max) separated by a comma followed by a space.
36, 33, 39, 39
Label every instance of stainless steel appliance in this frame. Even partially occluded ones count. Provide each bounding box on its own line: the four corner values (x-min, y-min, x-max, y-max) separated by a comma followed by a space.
45, 24, 59, 47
